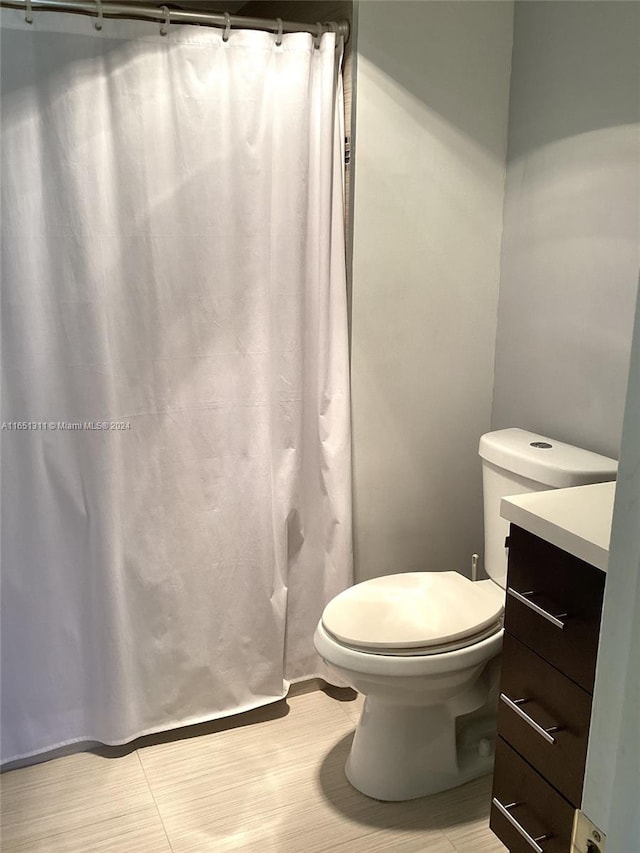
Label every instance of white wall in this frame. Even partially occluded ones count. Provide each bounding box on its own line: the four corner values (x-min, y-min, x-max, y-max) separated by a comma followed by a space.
350, 1, 513, 582
491, 1, 640, 459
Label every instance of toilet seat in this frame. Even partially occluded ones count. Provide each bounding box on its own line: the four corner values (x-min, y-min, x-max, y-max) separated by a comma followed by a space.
321, 572, 504, 656
326, 620, 503, 657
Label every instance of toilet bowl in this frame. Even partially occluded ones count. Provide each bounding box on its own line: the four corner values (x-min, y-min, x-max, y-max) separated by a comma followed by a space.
314, 428, 618, 801
314, 572, 504, 801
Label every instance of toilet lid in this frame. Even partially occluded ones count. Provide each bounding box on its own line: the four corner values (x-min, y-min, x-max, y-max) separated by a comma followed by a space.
321, 572, 504, 653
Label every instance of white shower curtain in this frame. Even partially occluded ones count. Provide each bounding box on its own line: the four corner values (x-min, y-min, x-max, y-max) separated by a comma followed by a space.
0, 8, 351, 764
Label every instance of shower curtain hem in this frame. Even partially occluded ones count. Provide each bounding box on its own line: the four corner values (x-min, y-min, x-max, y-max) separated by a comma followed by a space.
2, 670, 343, 766
1, 691, 290, 767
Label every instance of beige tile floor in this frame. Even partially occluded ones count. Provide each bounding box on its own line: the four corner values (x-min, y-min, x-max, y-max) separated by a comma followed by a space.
1, 687, 507, 852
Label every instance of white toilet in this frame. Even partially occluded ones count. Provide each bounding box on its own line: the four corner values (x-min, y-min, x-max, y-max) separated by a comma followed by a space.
314, 428, 617, 801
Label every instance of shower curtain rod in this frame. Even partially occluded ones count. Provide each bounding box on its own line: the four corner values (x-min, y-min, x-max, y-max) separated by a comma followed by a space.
0, 0, 350, 40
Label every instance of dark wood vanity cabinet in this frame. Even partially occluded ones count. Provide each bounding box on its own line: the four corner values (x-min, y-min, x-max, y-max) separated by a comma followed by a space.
490, 525, 606, 853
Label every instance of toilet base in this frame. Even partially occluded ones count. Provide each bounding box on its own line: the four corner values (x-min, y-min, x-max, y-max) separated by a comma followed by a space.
345, 695, 495, 801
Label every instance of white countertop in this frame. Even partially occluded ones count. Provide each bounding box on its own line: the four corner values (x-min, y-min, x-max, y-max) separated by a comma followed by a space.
500, 481, 616, 572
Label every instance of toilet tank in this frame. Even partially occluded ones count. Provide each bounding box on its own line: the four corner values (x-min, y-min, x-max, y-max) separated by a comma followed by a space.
479, 429, 617, 589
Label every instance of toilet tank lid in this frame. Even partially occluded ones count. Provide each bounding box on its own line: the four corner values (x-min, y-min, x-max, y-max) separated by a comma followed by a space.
479, 428, 617, 488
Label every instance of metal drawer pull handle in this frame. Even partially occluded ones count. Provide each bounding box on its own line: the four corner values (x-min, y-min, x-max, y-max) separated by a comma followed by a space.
500, 693, 560, 744
508, 588, 567, 629
492, 798, 551, 852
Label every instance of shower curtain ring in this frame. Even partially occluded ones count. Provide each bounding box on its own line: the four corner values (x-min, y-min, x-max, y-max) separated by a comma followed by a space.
25, 0, 33, 24
275, 18, 283, 47
94, 0, 103, 31
222, 12, 231, 42
314, 22, 323, 49
159, 5, 170, 37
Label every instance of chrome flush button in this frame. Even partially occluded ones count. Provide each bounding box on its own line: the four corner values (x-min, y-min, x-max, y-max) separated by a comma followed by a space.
530, 441, 553, 449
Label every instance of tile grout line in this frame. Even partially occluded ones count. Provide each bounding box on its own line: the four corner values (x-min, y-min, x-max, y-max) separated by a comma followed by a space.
332, 702, 356, 727
135, 749, 175, 852
322, 689, 363, 728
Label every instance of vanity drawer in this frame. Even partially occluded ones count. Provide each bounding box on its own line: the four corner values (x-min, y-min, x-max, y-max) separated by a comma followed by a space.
490, 738, 575, 853
498, 633, 592, 805
505, 525, 605, 692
